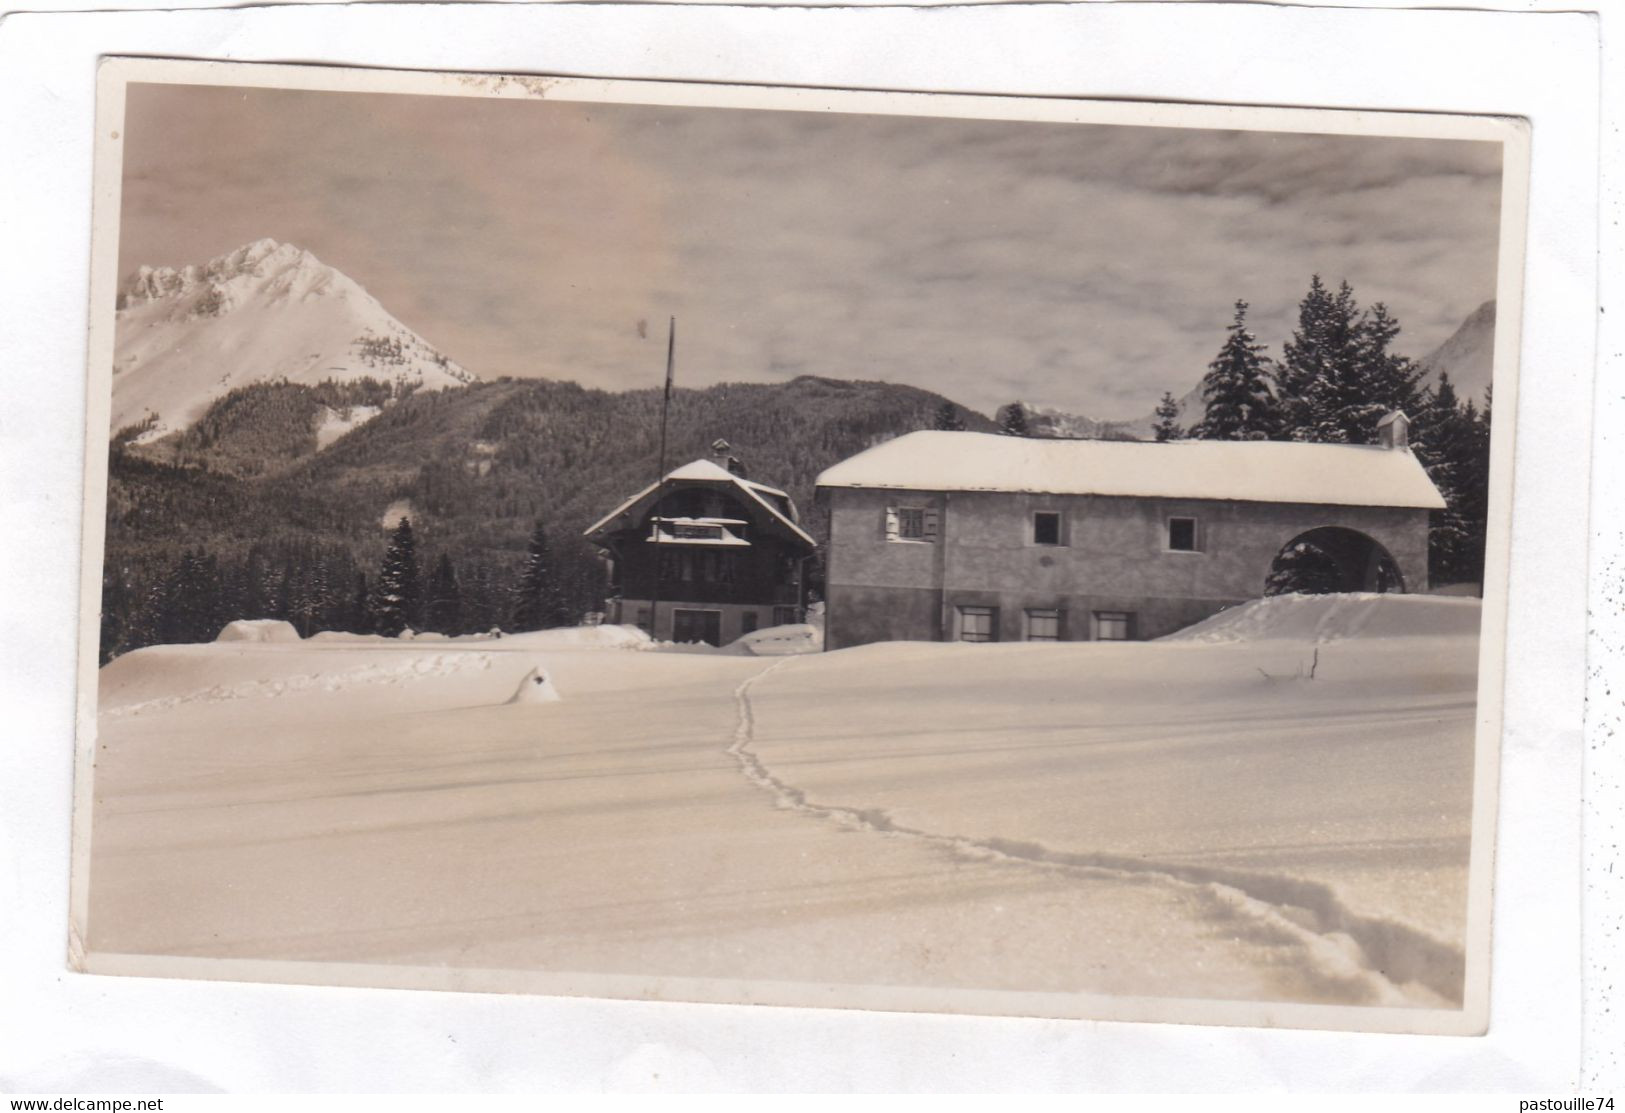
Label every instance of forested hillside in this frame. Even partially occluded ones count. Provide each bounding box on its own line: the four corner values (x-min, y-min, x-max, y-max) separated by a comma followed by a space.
100, 374, 996, 661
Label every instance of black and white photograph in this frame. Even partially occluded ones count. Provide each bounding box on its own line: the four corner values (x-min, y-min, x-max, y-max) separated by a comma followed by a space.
73, 58, 1527, 1034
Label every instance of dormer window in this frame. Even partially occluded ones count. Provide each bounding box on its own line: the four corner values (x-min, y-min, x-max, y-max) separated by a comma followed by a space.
672, 522, 723, 541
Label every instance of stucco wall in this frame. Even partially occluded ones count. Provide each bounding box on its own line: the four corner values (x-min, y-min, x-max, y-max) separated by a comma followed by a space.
823, 486, 1430, 648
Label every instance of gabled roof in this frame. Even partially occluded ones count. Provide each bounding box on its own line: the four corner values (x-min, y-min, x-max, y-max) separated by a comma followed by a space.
585, 458, 817, 547
815, 430, 1446, 511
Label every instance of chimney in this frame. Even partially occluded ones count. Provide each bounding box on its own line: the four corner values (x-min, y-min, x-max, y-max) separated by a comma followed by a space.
1376, 410, 1410, 450
710, 437, 747, 478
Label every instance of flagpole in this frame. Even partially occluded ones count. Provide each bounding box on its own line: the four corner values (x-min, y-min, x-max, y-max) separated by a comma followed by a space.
647, 317, 675, 640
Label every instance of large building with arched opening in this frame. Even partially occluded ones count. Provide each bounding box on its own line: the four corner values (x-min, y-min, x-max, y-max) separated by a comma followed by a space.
813, 414, 1445, 649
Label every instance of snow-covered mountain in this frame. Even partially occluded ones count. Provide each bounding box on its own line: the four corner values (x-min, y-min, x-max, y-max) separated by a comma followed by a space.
1418, 300, 1495, 405
1025, 381, 1201, 442
111, 238, 475, 440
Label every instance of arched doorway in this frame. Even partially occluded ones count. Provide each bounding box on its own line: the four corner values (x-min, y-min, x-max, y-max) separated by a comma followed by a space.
1265, 526, 1405, 596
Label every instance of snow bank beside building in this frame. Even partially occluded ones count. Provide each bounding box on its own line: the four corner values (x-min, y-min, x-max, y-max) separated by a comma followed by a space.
1161, 592, 1482, 644
214, 619, 301, 643
733, 623, 823, 656
499, 625, 652, 649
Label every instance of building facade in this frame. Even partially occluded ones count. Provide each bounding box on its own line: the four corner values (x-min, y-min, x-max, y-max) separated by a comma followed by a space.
815, 418, 1444, 650
584, 442, 816, 646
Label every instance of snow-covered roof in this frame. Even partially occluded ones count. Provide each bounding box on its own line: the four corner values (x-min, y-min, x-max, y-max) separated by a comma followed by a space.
585, 458, 817, 547
815, 431, 1446, 511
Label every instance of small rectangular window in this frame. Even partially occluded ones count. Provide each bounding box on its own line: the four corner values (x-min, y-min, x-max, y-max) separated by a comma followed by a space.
887, 505, 938, 543
1033, 511, 1062, 546
1024, 608, 1062, 641
1168, 517, 1199, 552
1094, 611, 1133, 641
672, 522, 722, 541
957, 605, 997, 643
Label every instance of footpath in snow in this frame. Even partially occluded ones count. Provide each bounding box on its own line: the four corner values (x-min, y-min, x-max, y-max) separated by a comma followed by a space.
85, 594, 1481, 1013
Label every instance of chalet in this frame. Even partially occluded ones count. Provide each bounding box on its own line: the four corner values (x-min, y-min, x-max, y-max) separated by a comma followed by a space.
584, 440, 816, 646
814, 412, 1446, 650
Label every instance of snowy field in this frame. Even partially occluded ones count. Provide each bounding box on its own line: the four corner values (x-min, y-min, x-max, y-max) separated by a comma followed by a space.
85, 595, 1481, 1014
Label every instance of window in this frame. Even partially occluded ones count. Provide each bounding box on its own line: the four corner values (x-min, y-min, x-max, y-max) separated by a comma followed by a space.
1032, 511, 1062, 546
957, 605, 997, 643
1167, 517, 1199, 552
1093, 611, 1133, 641
1024, 608, 1062, 641
885, 505, 938, 543
672, 522, 722, 541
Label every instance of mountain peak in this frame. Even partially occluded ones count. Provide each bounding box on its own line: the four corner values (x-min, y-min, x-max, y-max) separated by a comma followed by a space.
111, 239, 475, 440
1419, 300, 1496, 404
118, 238, 353, 317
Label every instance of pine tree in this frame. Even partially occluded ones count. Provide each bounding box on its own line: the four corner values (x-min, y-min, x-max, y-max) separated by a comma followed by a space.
1152, 391, 1185, 442
459, 561, 497, 635
999, 402, 1030, 437
1351, 302, 1423, 438
371, 517, 421, 637
1191, 300, 1275, 441
512, 521, 569, 632
242, 543, 277, 619
1274, 277, 1363, 443
349, 571, 373, 635
1273, 278, 1422, 445
933, 401, 967, 432
1409, 375, 1494, 588
1411, 374, 1467, 583
99, 565, 133, 664
1264, 540, 1345, 596
144, 549, 225, 645
1454, 395, 1493, 586
425, 552, 462, 634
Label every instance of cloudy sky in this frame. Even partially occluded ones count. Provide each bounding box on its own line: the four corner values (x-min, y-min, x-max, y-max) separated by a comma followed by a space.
119, 82, 1505, 420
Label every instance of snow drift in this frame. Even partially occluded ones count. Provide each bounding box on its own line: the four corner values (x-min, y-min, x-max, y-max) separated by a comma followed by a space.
733, 623, 823, 657
214, 619, 302, 644
505, 665, 563, 704
1162, 591, 1482, 644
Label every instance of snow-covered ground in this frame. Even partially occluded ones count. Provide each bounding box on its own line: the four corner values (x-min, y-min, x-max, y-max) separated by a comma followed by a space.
85, 595, 1480, 1013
